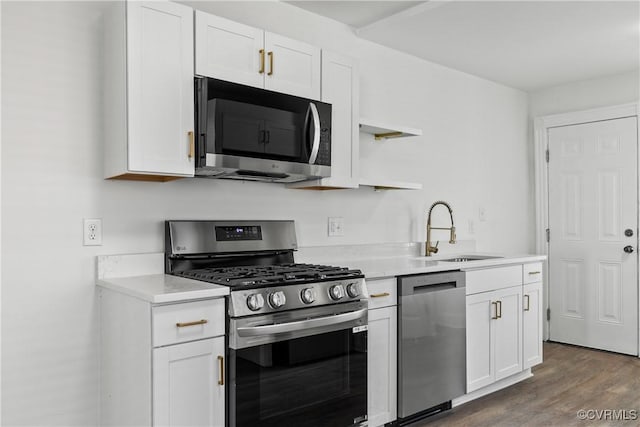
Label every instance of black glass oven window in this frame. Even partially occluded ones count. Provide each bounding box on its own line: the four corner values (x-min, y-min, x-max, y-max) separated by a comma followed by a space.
215, 226, 262, 241
230, 329, 367, 427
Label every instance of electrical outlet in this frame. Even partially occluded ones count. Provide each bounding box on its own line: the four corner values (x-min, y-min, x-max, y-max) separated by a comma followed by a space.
84, 218, 102, 246
328, 217, 344, 237
479, 206, 487, 222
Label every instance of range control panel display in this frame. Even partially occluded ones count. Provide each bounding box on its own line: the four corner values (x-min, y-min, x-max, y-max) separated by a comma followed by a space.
215, 225, 262, 241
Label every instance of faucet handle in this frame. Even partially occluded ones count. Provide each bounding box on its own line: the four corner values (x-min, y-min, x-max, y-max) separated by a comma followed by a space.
432, 240, 439, 254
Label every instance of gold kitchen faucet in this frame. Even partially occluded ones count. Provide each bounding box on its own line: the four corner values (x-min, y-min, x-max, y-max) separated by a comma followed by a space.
426, 200, 456, 256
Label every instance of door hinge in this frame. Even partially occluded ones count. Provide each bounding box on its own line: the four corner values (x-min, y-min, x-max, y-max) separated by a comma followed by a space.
547, 308, 551, 321
546, 149, 549, 163
546, 228, 550, 242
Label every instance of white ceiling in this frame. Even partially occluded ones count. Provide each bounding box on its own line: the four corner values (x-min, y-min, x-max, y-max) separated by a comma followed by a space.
285, 1, 423, 28
287, 1, 640, 91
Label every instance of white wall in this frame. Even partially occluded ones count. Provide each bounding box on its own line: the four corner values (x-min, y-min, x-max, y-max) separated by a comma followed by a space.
529, 70, 640, 118
1, 1, 531, 424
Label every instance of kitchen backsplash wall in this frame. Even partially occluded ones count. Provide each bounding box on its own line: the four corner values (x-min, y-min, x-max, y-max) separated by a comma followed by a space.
2, 1, 529, 425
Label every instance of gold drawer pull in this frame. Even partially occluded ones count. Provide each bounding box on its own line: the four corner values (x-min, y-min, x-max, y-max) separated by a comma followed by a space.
497, 300, 502, 319
217, 355, 224, 386
259, 49, 265, 74
188, 131, 194, 158
267, 51, 273, 76
370, 292, 390, 298
524, 294, 530, 311
491, 302, 498, 320
176, 319, 208, 328
528, 271, 541, 275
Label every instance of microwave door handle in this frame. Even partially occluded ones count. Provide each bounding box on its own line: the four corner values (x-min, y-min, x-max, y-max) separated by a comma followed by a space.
308, 102, 321, 164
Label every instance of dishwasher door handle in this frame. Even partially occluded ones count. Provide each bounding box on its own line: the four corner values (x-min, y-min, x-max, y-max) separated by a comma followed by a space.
412, 283, 457, 294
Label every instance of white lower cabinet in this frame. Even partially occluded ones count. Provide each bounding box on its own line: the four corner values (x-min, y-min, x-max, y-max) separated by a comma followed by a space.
523, 281, 543, 369
100, 289, 226, 426
366, 278, 397, 427
368, 306, 397, 427
466, 285, 522, 393
153, 337, 225, 427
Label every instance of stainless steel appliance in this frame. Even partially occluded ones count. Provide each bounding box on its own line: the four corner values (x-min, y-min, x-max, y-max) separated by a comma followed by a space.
397, 271, 466, 424
195, 78, 332, 183
165, 220, 368, 427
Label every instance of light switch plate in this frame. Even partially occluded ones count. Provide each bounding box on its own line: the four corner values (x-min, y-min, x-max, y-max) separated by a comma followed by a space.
328, 217, 344, 237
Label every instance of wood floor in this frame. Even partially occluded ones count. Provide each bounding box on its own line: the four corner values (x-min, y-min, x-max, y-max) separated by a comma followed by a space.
414, 342, 640, 427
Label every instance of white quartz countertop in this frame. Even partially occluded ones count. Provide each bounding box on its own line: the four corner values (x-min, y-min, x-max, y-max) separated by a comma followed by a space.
97, 274, 229, 304
335, 253, 547, 279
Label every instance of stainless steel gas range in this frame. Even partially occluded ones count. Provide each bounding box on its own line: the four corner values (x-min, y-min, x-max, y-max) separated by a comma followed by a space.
165, 220, 369, 427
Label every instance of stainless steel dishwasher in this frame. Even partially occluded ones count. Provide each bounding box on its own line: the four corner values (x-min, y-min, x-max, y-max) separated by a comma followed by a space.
397, 270, 466, 424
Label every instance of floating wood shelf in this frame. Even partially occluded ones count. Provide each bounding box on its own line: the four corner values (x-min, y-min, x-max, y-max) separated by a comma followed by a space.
359, 118, 422, 141
359, 177, 422, 191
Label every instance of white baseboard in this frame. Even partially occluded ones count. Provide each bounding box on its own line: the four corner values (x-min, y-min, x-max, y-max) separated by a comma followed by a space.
452, 369, 533, 407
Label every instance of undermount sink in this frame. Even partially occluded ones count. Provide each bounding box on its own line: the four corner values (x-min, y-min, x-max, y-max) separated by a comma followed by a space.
438, 255, 504, 262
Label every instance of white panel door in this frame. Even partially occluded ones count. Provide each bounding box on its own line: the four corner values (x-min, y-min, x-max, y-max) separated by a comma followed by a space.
153, 337, 225, 427
523, 282, 543, 369
493, 286, 522, 381
368, 306, 397, 427
195, 11, 264, 88
263, 32, 320, 100
548, 117, 638, 355
466, 292, 494, 393
127, 1, 194, 175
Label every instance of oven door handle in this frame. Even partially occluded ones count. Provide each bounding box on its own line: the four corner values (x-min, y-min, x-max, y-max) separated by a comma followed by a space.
237, 308, 366, 337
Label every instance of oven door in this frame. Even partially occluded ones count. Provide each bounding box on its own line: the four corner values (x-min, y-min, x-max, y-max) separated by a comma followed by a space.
228, 301, 368, 427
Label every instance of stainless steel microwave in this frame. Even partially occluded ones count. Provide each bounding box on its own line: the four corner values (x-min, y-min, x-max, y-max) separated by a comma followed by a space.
194, 77, 332, 183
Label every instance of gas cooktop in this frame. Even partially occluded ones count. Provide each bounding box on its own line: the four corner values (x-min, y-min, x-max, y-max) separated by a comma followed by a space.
175, 263, 364, 289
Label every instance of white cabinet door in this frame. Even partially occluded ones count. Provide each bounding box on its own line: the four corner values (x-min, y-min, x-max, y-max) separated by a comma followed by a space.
127, 1, 194, 176
289, 51, 359, 189
153, 337, 225, 427
466, 292, 494, 393
523, 282, 543, 369
493, 286, 523, 381
195, 11, 264, 88
368, 306, 397, 427
264, 32, 320, 100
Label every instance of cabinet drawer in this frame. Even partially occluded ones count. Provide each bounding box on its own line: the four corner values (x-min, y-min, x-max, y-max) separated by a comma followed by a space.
153, 299, 225, 347
523, 262, 543, 284
465, 265, 523, 295
367, 278, 397, 309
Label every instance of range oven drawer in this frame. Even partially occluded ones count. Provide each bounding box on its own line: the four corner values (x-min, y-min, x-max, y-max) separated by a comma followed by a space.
152, 298, 224, 347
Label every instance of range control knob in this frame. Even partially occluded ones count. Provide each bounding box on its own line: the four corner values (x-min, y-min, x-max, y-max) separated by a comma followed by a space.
329, 284, 345, 301
246, 293, 265, 311
300, 288, 316, 304
268, 291, 287, 309
346, 283, 361, 298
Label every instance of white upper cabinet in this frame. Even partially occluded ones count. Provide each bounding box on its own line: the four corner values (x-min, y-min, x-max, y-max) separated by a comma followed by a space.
263, 32, 320, 100
195, 11, 320, 100
194, 12, 264, 89
104, 1, 195, 180
289, 51, 359, 190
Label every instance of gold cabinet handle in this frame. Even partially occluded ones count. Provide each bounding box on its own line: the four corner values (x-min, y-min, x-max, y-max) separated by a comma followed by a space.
528, 271, 541, 275
524, 294, 530, 311
188, 131, 194, 158
491, 302, 498, 320
267, 51, 273, 76
370, 292, 390, 298
217, 355, 224, 386
497, 300, 502, 319
259, 49, 265, 74
176, 319, 207, 328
